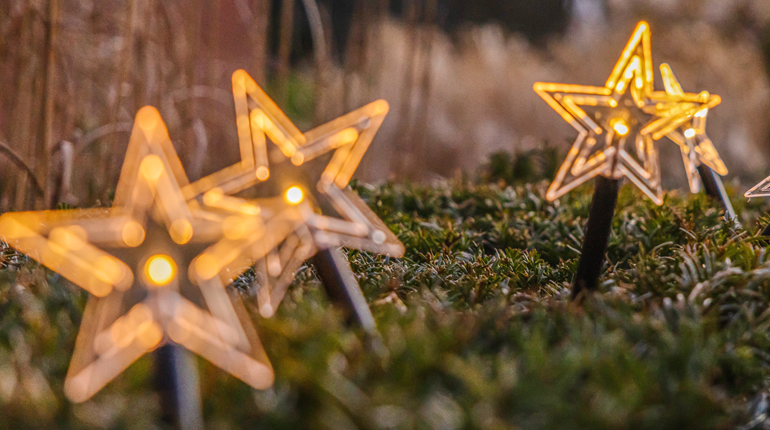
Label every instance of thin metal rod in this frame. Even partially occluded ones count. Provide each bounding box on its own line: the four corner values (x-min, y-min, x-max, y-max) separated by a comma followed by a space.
697, 164, 737, 223
572, 176, 620, 300
311, 248, 378, 335
155, 344, 203, 430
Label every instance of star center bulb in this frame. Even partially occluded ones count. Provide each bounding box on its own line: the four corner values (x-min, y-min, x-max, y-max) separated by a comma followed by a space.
145, 254, 176, 287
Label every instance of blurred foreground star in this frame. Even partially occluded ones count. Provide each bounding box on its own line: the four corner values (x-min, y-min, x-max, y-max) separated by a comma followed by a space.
184, 70, 404, 318
0, 107, 275, 402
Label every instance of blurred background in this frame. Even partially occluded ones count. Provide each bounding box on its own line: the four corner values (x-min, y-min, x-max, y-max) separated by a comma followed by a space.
1, 0, 770, 210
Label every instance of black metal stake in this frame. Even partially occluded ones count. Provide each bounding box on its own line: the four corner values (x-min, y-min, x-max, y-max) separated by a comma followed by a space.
697, 164, 737, 222
572, 176, 620, 300
155, 344, 203, 430
311, 247, 378, 336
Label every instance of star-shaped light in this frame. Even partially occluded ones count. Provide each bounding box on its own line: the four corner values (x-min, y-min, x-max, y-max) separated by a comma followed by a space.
533, 21, 721, 205
0, 107, 277, 402
655, 63, 726, 193
184, 70, 404, 318
745, 176, 770, 198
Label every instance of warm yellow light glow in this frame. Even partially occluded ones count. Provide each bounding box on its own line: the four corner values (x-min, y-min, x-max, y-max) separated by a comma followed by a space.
180, 70, 405, 323
611, 119, 629, 136
0, 107, 277, 404
194, 253, 219, 281
256, 166, 270, 180
284, 187, 304, 205
95, 256, 122, 285
140, 155, 165, 182
170, 219, 193, 244
290, 152, 305, 165
329, 128, 360, 148
121, 221, 145, 247
656, 63, 726, 193
372, 100, 390, 115
137, 106, 161, 130
532, 21, 720, 206
145, 254, 176, 286
50, 226, 87, 251
223, 215, 249, 240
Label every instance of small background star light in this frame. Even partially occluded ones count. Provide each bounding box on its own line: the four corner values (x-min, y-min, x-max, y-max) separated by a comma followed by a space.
183, 70, 404, 319
0, 107, 278, 402
745, 175, 770, 198
655, 63, 726, 193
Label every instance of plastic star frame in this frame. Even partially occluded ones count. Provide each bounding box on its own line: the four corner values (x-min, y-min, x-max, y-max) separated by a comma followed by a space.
533, 21, 722, 205
183, 70, 404, 318
745, 176, 770, 199
0, 107, 294, 401
657, 64, 726, 193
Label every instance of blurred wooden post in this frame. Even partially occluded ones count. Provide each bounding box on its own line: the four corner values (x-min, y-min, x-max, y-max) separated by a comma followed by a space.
300, 0, 330, 123
251, 0, 272, 86
39, 0, 59, 209
59, 140, 75, 205
276, 0, 296, 106
102, 0, 138, 200
394, 0, 418, 177
13, 7, 37, 209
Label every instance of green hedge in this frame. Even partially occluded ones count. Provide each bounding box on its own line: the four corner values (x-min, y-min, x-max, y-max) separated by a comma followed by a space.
1, 154, 769, 429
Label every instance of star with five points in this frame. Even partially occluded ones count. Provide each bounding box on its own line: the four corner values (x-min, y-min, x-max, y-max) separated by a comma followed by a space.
534, 21, 667, 203
181, 70, 404, 318
654, 63, 726, 193
0, 107, 274, 402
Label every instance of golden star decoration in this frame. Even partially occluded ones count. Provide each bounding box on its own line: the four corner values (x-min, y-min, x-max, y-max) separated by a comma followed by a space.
0, 107, 285, 402
656, 63, 726, 193
183, 70, 404, 318
533, 21, 722, 205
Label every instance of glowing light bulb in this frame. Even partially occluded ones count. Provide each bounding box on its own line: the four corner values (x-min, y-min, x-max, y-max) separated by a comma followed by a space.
684, 128, 696, 138
285, 186, 304, 205
611, 118, 629, 136
145, 254, 176, 286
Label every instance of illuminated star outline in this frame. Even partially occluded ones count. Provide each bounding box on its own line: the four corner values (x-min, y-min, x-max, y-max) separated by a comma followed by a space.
655, 63, 726, 193
533, 21, 722, 205
534, 21, 665, 203
182, 70, 404, 318
0, 107, 276, 402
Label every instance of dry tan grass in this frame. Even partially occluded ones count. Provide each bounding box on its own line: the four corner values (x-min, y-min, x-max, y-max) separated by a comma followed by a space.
1, 1, 770, 209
